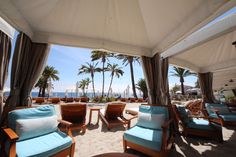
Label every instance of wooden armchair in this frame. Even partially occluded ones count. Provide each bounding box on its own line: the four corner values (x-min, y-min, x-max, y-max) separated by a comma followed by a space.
172, 105, 223, 142
1, 105, 75, 157
65, 97, 74, 103
80, 97, 89, 103
99, 103, 130, 130
35, 97, 45, 104
128, 98, 137, 103
50, 97, 61, 104
202, 103, 236, 126
123, 104, 174, 157
74, 98, 81, 102
60, 103, 87, 133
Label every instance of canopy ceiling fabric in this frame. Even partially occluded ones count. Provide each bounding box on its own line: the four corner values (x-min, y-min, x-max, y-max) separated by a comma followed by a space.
0, 0, 232, 57
172, 29, 236, 90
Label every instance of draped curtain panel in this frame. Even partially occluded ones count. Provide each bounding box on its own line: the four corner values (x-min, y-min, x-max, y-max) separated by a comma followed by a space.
0, 30, 11, 120
1, 32, 49, 125
232, 89, 236, 97
198, 72, 217, 103
141, 54, 162, 104
161, 58, 171, 105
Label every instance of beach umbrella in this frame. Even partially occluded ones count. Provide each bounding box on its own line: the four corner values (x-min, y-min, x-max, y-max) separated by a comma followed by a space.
76, 81, 79, 98
65, 90, 68, 98
47, 79, 52, 97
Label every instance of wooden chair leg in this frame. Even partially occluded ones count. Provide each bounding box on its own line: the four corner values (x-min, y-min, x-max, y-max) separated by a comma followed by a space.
123, 139, 127, 152
82, 125, 86, 133
70, 142, 75, 157
218, 132, 223, 143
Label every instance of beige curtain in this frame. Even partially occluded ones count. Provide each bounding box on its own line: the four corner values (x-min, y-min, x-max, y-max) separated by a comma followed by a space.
1, 32, 49, 125
141, 54, 162, 104
198, 72, 217, 103
161, 58, 171, 105
0, 31, 12, 120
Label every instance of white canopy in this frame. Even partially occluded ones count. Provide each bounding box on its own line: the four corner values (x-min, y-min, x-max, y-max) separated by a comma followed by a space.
0, 0, 234, 56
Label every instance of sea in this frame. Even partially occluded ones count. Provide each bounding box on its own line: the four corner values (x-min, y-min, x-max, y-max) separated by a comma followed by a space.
3, 92, 129, 99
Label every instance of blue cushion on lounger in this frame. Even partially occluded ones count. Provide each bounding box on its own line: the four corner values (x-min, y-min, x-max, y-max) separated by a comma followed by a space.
186, 118, 221, 130
124, 126, 163, 151
16, 131, 72, 157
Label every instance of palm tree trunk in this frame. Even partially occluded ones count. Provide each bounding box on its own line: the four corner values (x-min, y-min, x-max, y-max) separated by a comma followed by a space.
92, 76, 95, 97
38, 88, 42, 97
107, 74, 114, 98
180, 77, 185, 95
42, 87, 46, 97
102, 61, 105, 97
42, 80, 47, 97
129, 60, 137, 98
82, 88, 85, 96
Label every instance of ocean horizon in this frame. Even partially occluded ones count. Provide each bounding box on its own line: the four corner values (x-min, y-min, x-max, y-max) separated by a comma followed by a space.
4, 91, 141, 99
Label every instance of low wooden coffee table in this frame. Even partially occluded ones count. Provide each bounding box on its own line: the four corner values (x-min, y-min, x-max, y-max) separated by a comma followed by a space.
92, 152, 138, 157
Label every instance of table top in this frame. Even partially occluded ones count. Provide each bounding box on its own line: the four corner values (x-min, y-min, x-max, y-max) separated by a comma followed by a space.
92, 152, 138, 157
89, 106, 103, 110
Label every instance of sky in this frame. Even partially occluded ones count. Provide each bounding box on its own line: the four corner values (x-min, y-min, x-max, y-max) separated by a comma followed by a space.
4, 6, 236, 95
39, 45, 197, 93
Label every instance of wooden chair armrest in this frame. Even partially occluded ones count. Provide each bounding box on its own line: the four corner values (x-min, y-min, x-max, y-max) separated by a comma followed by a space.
122, 115, 138, 129
162, 119, 173, 129
58, 120, 73, 137
2, 128, 19, 141
124, 115, 138, 121
161, 119, 173, 150
58, 119, 72, 127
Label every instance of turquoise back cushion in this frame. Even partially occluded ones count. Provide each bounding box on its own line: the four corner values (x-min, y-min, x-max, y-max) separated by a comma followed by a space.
176, 106, 191, 123
8, 105, 58, 141
139, 105, 169, 119
205, 103, 229, 115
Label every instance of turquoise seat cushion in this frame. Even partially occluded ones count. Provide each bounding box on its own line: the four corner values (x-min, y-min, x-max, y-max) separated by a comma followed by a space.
16, 131, 72, 157
124, 126, 163, 151
139, 105, 169, 119
8, 105, 58, 141
186, 118, 221, 130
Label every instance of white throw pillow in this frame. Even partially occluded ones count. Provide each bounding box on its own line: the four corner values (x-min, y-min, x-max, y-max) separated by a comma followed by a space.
137, 112, 165, 130
15, 115, 58, 141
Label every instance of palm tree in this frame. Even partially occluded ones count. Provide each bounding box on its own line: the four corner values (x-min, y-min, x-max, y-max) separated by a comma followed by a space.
35, 77, 44, 97
136, 78, 148, 99
91, 50, 113, 97
78, 62, 101, 97
40, 66, 59, 97
195, 79, 200, 88
116, 55, 140, 98
106, 63, 124, 97
79, 78, 91, 96
171, 66, 196, 95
